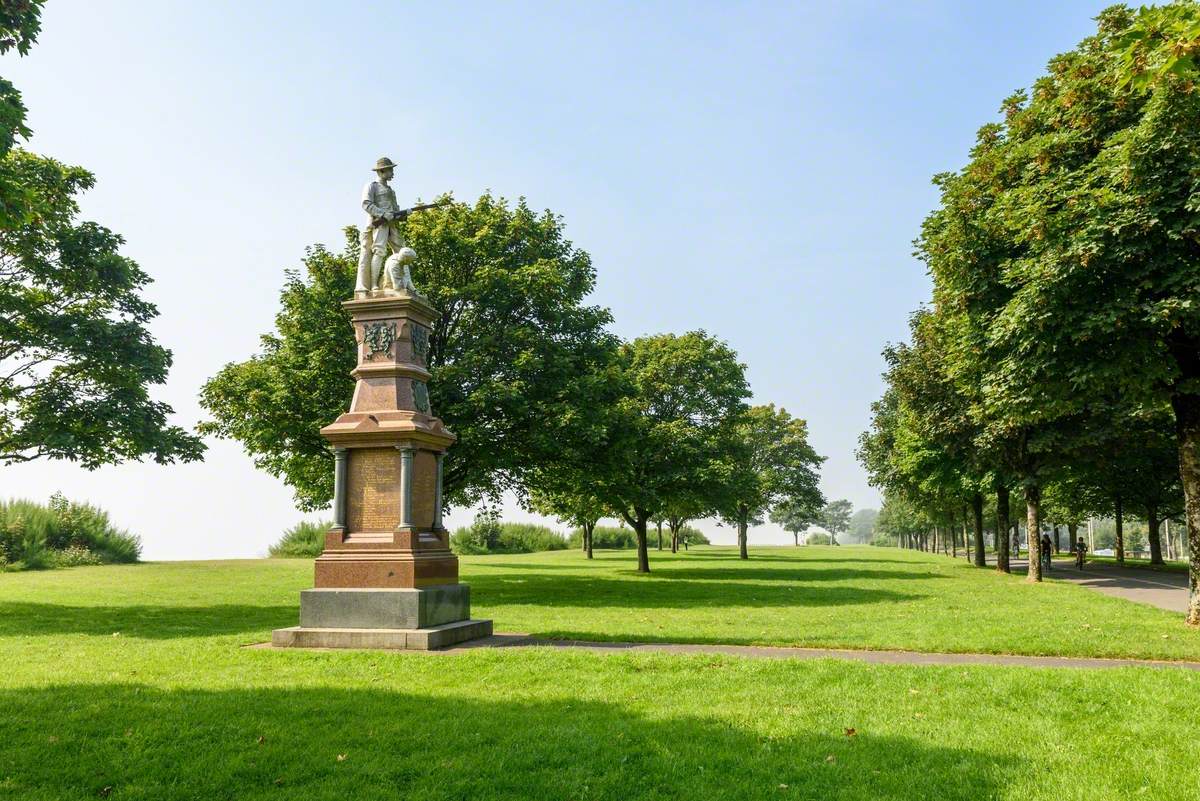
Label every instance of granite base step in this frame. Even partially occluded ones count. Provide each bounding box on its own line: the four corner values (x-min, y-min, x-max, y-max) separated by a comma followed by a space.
271, 618, 493, 651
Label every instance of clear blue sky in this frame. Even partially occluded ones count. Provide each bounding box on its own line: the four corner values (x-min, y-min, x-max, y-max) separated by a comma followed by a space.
3, 0, 1111, 557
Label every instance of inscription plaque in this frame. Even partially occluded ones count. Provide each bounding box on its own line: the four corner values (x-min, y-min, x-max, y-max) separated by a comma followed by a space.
346, 448, 401, 532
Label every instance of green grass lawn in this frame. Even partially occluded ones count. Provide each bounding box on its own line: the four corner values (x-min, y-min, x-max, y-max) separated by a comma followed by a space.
2, 545, 1194, 660
2, 546, 1199, 800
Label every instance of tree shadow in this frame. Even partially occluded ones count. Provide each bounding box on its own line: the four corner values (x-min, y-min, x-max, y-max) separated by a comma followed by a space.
0, 601, 293, 639
0, 683, 1014, 800
642, 567, 949, 584
470, 573, 924, 611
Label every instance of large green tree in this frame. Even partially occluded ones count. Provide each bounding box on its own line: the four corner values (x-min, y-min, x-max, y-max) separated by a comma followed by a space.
200, 196, 616, 511
716, 404, 824, 560
0, 1, 203, 468
592, 331, 750, 573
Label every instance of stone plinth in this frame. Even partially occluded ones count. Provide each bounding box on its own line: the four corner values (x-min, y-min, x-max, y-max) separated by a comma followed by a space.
272, 289, 490, 650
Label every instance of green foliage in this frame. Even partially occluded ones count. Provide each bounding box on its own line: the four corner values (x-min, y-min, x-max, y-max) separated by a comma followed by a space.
848, 508, 879, 544
1115, 1, 1200, 90
451, 514, 567, 555
820, 499, 853, 543
675, 525, 709, 546
806, 532, 831, 546
716, 403, 825, 552
0, 494, 139, 569
0, 10, 203, 468
567, 526, 638, 549
591, 331, 751, 570
268, 520, 331, 559
201, 195, 615, 511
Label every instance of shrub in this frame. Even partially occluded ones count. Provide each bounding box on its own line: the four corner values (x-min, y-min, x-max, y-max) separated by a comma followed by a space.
806, 532, 831, 546
567, 526, 638, 549
451, 516, 568, 555
0, 495, 139, 569
677, 525, 710, 546
450, 526, 489, 555
269, 520, 331, 558
494, 523, 567, 553
51, 545, 104, 568
870, 531, 898, 547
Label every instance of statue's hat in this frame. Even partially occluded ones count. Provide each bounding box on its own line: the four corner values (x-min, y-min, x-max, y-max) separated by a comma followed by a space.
373, 157, 397, 172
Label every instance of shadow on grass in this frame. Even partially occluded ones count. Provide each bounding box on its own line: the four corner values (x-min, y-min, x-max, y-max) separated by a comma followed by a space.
470, 574, 923, 610
0, 601, 293, 639
644, 567, 948, 584
0, 683, 1013, 801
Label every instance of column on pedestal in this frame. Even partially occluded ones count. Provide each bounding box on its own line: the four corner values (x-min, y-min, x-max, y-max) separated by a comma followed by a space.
332, 447, 348, 529
397, 445, 415, 529
433, 452, 445, 530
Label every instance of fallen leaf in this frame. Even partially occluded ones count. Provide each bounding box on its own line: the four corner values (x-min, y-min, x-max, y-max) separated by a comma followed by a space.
99, 787, 113, 798
778, 783, 789, 789
273, 778, 284, 786
825, 755, 836, 763
48, 736, 58, 744
257, 736, 265, 745
336, 754, 347, 762
843, 728, 857, 737
908, 688, 920, 695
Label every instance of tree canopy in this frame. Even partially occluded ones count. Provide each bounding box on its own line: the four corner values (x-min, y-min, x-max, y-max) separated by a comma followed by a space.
0, 0, 202, 469
200, 196, 616, 511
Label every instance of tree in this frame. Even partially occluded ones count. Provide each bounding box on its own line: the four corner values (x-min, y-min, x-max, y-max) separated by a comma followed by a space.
0, 2, 203, 469
528, 486, 607, 560
771, 497, 820, 545
847, 508, 879, 544
200, 196, 616, 511
820, 499, 853, 546
716, 404, 824, 560
593, 331, 750, 573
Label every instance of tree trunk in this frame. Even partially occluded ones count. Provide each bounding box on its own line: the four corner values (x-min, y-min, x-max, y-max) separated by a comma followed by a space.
972, 492, 985, 567
1171, 390, 1200, 624
1115, 496, 1125, 565
933, 525, 938, 555
793, 531, 799, 546
1053, 525, 1060, 554
656, 521, 663, 551
668, 517, 682, 554
738, 512, 748, 560
996, 486, 1011, 574
1026, 484, 1042, 583
584, 520, 594, 560
1148, 508, 1163, 566
632, 512, 650, 573
1067, 521, 1078, 560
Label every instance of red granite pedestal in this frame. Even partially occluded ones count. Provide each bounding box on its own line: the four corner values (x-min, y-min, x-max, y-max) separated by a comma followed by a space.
272, 290, 492, 650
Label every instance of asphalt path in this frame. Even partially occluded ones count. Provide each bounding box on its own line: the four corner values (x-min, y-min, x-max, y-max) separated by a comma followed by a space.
1000, 557, 1187, 613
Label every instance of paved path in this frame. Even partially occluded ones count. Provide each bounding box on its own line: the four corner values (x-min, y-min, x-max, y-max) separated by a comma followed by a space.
438, 633, 1200, 671
1006, 558, 1189, 613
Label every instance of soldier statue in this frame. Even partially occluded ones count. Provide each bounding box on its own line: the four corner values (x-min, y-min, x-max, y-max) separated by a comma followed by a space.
357, 157, 446, 295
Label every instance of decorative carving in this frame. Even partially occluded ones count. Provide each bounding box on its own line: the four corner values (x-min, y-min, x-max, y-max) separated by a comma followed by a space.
410, 322, 430, 365
363, 322, 396, 359
412, 380, 431, 415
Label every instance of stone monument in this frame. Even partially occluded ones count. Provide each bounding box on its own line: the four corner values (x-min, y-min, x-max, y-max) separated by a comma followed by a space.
272, 160, 491, 650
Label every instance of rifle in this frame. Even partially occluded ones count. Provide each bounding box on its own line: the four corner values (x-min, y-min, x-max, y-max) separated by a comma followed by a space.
371, 199, 451, 227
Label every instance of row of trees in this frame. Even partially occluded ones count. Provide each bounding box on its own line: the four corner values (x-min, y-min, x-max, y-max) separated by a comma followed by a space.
857, 4, 1200, 623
